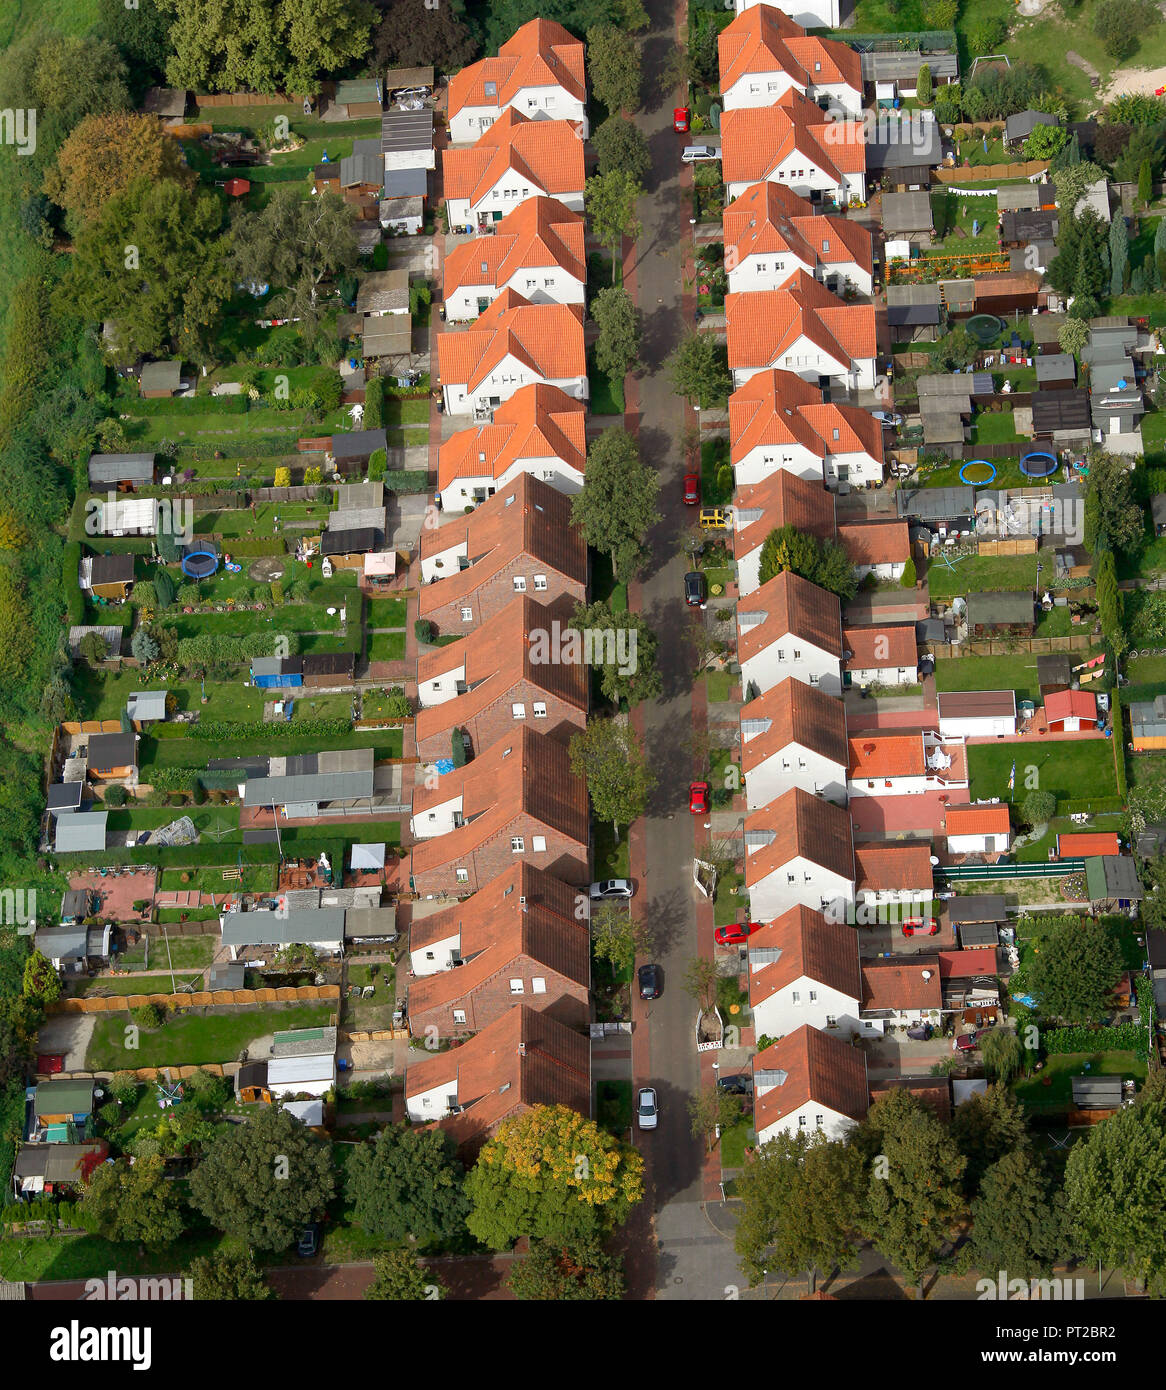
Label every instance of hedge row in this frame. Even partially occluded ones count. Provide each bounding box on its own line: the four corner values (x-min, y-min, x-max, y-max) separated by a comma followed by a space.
364, 375, 384, 430
1042, 1022, 1148, 1055
176, 631, 299, 667
189, 717, 351, 742
214, 537, 288, 556
63, 541, 83, 625
388, 470, 430, 494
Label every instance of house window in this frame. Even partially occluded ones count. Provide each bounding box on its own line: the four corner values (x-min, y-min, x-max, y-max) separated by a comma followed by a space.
531, 977, 547, 993
533, 702, 547, 718
809, 673, 820, 686
431, 681, 441, 692
532, 835, 547, 852
510, 978, 525, 993
461, 607, 472, 622
787, 873, 796, 884
777, 650, 786, 662
815, 1114, 824, 1128
798, 1115, 807, 1127
513, 576, 527, 591
511, 836, 525, 852
512, 703, 526, 719
533, 574, 548, 590
792, 990, 801, 1003
809, 990, 818, 1001
822, 239, 830, 252
424, 950, 435, 960
826, 1015, 837, 1027
793, 649, 802, 659
456, 868, 469, 882
453, 1010, 466, 1024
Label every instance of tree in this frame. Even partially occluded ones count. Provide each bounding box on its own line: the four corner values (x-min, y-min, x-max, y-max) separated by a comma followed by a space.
857, 1089, 967, 1288
365, 1250, 444, 1301
46, 113, 192, 231
80, 1155, 185, 1248
585, 171, 642, 278
1023, 124, 1068, 161
189, 1105, 335, 1250
1020, 788, 1055, 827
282, 0, 376, 95
900, 555, 917, 588
1093, 0, 1151, 62
188, 1251, 275, 1301
587, 24, 640, 114
371, 0, 478, 69
979, 1027, 1026, 1085
1052, 162, 1108, 216
916, 63, 932, 106
933, 324, 978, 371
568, 600, 662, 707
94, 0, 173, 95
1064, 1092, 1166, 1291
79, 632, 109, 666
345, 1123, 469, 1249
568, 718, 654, 839
131, 628, 160, 665
688, 1085, 742, 1152
756, 525, 858, 602
1140, 158, 1154, 209
1027, 914, 1123, 1023
22, 950, 61, 1007
474, 0, 628, 55
950, 1083, 1031, 1196
1058, 317, 1089, 357
589, 900, 650, 976
66, 176, 231, 365
1083, 449, 1145, 556
969, 1148, 1066, 1279
153, 567, 176, 613
681, 955, 719, 1013
1096, 549, 1126, 657
734, 1131, 864, 1287
591, 286, 641, 382
0, 32, 130, 160
464, 1105, 645, 1249
232, 187, 359, 315
1109, 211, 1130, 297
667, 329, 732, 408
571, 428, 660, 582
510, 1235, 625, 1299
593, 115, 650, 181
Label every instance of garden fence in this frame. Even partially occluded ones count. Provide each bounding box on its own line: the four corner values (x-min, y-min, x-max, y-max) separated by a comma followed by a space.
52, 984, 340, 1014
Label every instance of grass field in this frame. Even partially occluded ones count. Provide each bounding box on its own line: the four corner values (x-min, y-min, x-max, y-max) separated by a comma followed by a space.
968, 739, 1118, 804
933, 652, 1043, 704
85, 1003, 334, 1070
929, 191, 998, 256
366, 597, 408, 629
142, 726, 402, 768
926, 551, 1037, 601
1013, 1052, 1146, 1116
367, 631, 406, 662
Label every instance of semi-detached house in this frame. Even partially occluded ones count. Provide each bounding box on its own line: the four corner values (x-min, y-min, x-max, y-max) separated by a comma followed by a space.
414, 593, 588, 762
443, 109, 585, 230
420, 471, 587, 633
842, 623, 918, 689
728, 369, 884, 489
447, 18, 588, 145
407, 863, 589, 1036
847, 731, 968, 799
743, 786, 855, 921
733, 468, 836, 597
853, 841, 934, 915
738, 568, 843, 698
723, 181, 873, 297
739, 677, 849, 809
752, 1024, 868, 1144
720, 89, 866, 204
838, 519, 911, 582
747, 906, 862, 1041
718, 5, 863, 116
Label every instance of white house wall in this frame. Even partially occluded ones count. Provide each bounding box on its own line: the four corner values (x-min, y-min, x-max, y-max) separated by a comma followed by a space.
743, 745, 848, 809
739, 633, 841, 698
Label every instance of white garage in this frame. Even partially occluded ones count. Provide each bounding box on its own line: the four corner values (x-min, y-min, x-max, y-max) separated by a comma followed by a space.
938, 690, 1017, 740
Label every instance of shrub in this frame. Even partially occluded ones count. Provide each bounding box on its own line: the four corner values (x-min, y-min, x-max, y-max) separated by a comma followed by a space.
451, 729, 466, 768
371, 243, 389, 271
383, 687, 412, 720
176, 583, 201, 606
303, 465, 323, 486
316, 372, 343, 413
364, 377, 384, 430
274, 466, 291, 489
131, 1004, 164, 1030
414, 618, 435, 643
109, 1072, 140, 1104
716, 463, 733, 496
97, 1100, 121, 1128
270, 581, 284, 606
917, 64, 932, 106
104, 784, 129, 808
901, 555, 917, 588
368, 448, 387, 481
967, 17, 1008, 54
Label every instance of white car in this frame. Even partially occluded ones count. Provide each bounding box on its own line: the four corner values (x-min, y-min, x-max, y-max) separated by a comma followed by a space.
589, 879, 634, 900
871, 410, 903, 427
636, 1087, 659, 1131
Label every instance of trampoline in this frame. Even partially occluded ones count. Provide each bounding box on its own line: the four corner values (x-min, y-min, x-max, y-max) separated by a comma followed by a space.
959, 459, 996, 485
1020, 451, 1058, 479
967, 313, 1003, 346
180, 543, 220, 579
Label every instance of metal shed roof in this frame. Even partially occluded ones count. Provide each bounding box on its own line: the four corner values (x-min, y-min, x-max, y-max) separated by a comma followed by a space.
87, 453, 155, 486
381, 109, 434, 155
1035, 353, 1075, 384
331, 428, 388, 458
947, 894, 1009, 924
47, 783, 84, 813
896, 485, 976, 521
881, 190, 934, 235
139, 361, 181, 393
54, 811, 108, 853
995, 184, 1043, 212
383, 166, 428, 198
241, 766, 374, 807
957, 921, 1001, 948
126, 691, 167, 722
220, 908, 347, 946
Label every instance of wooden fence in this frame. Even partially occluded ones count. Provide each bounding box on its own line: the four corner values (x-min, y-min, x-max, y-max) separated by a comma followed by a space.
977, 538, 1038, 556
53, 984, 341, 1014
928, 634, 1093, 658
935, 161, 1047, 184
193, 92, 312, 108
297, 436, 331, 452
61, 720, 124, 735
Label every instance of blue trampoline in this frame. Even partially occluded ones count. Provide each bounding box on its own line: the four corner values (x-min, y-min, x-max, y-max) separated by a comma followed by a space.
180, 543, 220, 579
959, 459, 995, 485
1020, 451, 1058, 479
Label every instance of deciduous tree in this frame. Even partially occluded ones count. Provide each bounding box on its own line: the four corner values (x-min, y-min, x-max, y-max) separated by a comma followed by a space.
571, 428, 659, 583
950, 1082, 1031, 1196
568, 718, 654, 839
188, 1251, 275, 1301
568, 600, 662, 707
46, 113, 192, 231
80, 1155, 185, 1248
968, 1148, 1066, 1279
586, 24, 641, 114
593, 114, 651, 181
371, 0, 478, 69
591, 286, 640, 382
667, 329, 732, 407
1026, 914, 1123, 1023
345, 1123, 469, 1249
365, 1250, 444, 1301
509, 1235, 625, 1299
585, 171, 642, 279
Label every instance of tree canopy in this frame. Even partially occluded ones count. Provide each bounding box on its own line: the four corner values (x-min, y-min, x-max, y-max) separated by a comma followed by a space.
571, 428, 660, 583
757, 525, 858, 602
80, 1155, 186, 1248
568, 601, 662, 707
509, 1235, 625, 1299
372, 0, 479, 69
667, 329, 732, 408
46, 113, 192, 231
1026, 915, 1123, 1024
569, 717, 654, 837
345, 1123, 469, 1249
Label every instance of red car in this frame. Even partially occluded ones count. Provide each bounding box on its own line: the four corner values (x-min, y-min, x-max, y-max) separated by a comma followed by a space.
683, 472, 700, 505
37, 1053, 64, 1075
689, 781, 710, 815
953, 1030, 983, 1053
715, 922, 759, 945
902, 917, 939, 937
673, 106, 691, 133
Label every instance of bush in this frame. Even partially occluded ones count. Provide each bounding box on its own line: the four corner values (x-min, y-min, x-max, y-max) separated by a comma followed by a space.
917, 64, 933, 106
901, 555, 917, 588
967, 17, 1008, 55
368, 448, 387, 481
303, 465, 323, 486
383, 687, 412, 720
104, 784, 129, 808
364, 377, 384, 430
1094, 0, 1150, 62
414, 618, 435, 643
131, 1004, 164, 1030
274, 466, 291, 488
451, 728, 467, 767
109, 1072, 140, 1105
97, 1100, 121, 1128
270, 581, 284, 606
371, 243, 389, 271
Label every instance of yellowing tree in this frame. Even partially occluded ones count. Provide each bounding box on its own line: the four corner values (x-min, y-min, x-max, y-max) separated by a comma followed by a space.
46, 113, 191, 230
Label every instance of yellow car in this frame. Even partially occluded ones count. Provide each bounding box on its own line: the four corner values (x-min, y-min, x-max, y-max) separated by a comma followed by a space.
699, 507, 730, 530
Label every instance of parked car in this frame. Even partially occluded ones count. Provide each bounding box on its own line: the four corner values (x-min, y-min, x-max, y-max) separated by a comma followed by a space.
902, 917, 939, 936
871, 410, 903, 426
715, 921, 759, 945
636, 1087, 659, 1130
683, 472, 700, 505
684, 570, 707, 607
716, 1073, 752, 1096
638, 963, 662, 1000
673, 106, 691, 133
953, 1030, 982, 1053
689, 780, 710, 814
590, 878, 634, 900
682, 144, 718, 162
296, 1223, 321, 1257
906, 1023, 933, 1041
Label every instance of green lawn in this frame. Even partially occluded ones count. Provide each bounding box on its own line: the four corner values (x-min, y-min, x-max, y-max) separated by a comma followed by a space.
366, 597, 407, 629
968, 740, 1118, 805
1013, 1052, 1146, 1117
926, 552, 1037, 601
116, 934, 217, 972
929, 191, 998, 255
141, 727, 402, 769
719, 1110, 754, 1170
706, 670, 737, 703
701, 436, 732, 506
85, 1003, 334, 1070
0, 1228, 229, 1285
970, 410, 1023, 445
367, 631, 406, 662
69, 972, 203, 997
714, 866, 745, 928
587, 346, 625, 416
593, 820, 630, 881
934, 653, 1044, 703
597, 1080, 633, 1137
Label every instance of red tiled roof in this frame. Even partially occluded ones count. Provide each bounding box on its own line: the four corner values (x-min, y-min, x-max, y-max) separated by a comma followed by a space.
860, 955, 942, 1013
720, 93, 866, 188
1044, 689, 1097, 725
734, 468, 836, 562
723, 182, 873, 279
739, 676, 848, 776
436, 384, 587, 491
409, 725, 589, 878
448, 18, 586, 117
838, 519, 910, 567
738, 568, 842, 664
944, 804, 1011, 837
937, 948, 998, 979
752, 1024, 868, 1130
443, 197, 586, 299
727, 369, 883, 467
853, 841, 933, 894
415, 594, 587, 745
1056, 832, 1120, 858
407, 863, 589, 1016
404, 1005, 590, 1155
842, 623, 917, 672
443, 109, 586, 207
719, 6, 861, 92
437, 289, 585, 390
726, 275, 876, 370
420, 471, 587, 617
747, 905, 860, 1006
744, 787, 854, 889
848, 732, 926, 779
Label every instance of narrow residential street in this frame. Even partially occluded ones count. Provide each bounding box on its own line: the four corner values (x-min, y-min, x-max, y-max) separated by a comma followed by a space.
622, 0, 743, 1301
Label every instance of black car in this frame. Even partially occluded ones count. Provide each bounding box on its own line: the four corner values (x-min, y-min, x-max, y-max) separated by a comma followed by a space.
716, 1073, 752, 1096
684, 570, 707, 607
296, 1222, 321, 1258
638, 963, 662, 1000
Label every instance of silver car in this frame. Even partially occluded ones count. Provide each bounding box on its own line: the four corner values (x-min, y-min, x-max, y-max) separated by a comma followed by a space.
589, 879, 634, 900
636, 1087, 658, 1131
